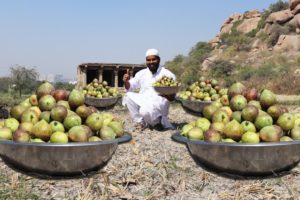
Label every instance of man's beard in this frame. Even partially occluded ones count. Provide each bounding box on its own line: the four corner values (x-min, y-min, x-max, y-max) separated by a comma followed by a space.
147, 63, 159, 74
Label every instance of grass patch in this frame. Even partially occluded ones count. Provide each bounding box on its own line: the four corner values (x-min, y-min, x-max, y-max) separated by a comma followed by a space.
0, 173, 40, 199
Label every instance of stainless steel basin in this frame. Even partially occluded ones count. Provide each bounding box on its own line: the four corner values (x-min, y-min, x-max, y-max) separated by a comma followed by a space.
0, 134, 131, 177
172, 132, 300, 176
176, 97, 211, 116
85, 96, 121, 108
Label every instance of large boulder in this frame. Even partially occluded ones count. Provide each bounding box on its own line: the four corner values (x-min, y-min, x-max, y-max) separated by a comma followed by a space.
220, 13, 242, 34
288, 13, 300, 32
244, 10, 261, 19
292, 3, 300, 15
265, 9, 294, 24
201, 55, 218, 71
208, 35, 220, 47
237, 17, 261, 33
273, 35, 300, 51
289, 0, 300, 10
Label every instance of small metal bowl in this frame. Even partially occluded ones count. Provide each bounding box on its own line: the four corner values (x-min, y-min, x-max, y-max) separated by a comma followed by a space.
0, 134, 131, 177
172, 132, 300, 176
154, 86, 179, 95
176, 97, 211, 116
85, 96, 121, 109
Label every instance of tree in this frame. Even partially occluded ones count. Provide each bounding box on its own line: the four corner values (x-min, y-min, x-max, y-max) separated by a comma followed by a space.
0, 77, 12, 92
54, 82, 75, 91
10, 65, 39, 97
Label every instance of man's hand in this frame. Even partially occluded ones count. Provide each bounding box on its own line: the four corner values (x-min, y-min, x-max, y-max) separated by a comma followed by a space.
123, 69, 130, 90
160, 94, 176, 101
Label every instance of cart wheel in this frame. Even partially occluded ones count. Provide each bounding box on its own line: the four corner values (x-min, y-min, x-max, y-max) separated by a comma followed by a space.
0, 108, 9, 119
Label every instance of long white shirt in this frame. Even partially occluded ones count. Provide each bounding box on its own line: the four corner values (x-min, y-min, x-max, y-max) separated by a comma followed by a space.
123, 65, 176, 127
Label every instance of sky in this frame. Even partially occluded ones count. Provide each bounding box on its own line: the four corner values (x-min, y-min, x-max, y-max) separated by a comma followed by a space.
0, 0, 284, 80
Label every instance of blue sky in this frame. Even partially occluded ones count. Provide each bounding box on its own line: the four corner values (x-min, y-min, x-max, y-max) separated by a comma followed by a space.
0, 0, 284, 79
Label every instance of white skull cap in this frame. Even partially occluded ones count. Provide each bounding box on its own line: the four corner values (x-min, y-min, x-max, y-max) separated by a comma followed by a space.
145, 48, 159, 57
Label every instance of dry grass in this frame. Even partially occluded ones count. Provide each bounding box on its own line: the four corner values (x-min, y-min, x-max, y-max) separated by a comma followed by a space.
0, 102, 300, 199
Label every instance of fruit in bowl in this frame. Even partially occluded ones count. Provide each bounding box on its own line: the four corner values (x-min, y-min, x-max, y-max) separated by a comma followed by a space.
82, 78, 120, 98
153, 76, 180, 95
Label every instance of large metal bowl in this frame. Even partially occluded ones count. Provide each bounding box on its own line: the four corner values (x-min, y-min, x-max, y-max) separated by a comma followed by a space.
154, 86, 179, 95
85, 96, 121, 109
172, 132, 300, 176
176, 97, 211, 116
0, 133, 131, 177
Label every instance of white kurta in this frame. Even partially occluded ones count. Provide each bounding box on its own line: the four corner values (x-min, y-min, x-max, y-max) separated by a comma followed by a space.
122, 65, 176, 128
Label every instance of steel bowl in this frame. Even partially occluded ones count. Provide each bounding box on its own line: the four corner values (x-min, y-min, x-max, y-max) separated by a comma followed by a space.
85, 96, 121, 109
176, 97, 211, 116
154, 86, 179, 95
172, 132, 300, 176
0, 133, 131, 177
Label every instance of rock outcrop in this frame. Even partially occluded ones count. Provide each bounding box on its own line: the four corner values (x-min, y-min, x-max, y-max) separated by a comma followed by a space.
273, 35, 300, 51
206, 0, 300, 70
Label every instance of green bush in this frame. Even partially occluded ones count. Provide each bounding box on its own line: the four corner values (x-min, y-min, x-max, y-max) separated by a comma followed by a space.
220, 32, 252, 51
165, 54, 185, 76
188, 42, 212, 61
256, 63, 284, 77
257, 31, 269, 41
179, 64, 200, 87
269, 0, 289, 12
0, 93, 24, 107
54, 82, 75, 91
267, 23, 294, 47
238, 66, 256, 80
209, 60, 236, 78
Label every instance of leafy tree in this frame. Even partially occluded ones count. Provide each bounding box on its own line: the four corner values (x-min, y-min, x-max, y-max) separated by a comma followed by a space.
10, 65, 39, 97
0, 77, 12, 92
54, 82, 75, 91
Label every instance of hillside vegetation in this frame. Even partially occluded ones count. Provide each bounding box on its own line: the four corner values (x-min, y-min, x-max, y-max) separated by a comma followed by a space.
165, 0, 300, 94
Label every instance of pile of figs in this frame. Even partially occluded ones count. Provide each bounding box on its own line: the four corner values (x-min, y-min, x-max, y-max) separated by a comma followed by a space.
177, 76, 228, 102
180, 82, 300, 143
0, 82, 124, 143
82, 78, 120, 98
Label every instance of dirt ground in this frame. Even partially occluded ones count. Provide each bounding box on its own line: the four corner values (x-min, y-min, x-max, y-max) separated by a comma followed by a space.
0, 103, 300, 199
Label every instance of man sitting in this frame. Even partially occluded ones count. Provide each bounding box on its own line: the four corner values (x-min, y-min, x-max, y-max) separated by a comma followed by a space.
122, 48, 176, 130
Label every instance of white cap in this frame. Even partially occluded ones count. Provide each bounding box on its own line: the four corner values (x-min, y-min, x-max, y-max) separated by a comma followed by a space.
145, 48, 159, 57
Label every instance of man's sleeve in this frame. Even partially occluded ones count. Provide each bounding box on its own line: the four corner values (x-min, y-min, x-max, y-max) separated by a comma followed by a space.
127, 74, 140, 92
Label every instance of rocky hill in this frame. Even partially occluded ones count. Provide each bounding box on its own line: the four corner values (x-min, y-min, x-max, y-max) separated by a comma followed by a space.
205, 0, 300, 69
166, 0, 300, 94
